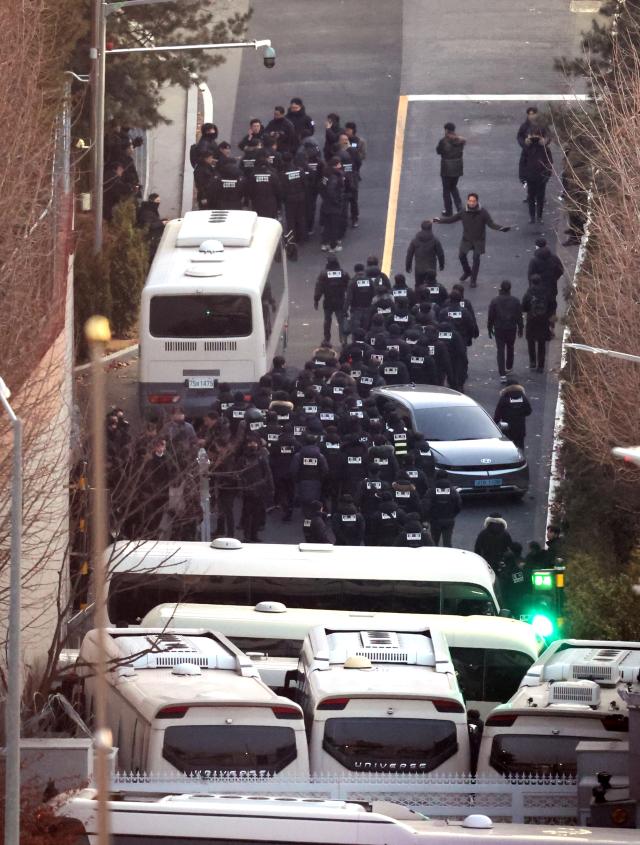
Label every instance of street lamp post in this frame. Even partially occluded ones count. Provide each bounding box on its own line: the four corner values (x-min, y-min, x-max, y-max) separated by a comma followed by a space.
89, 0, 275, 254
84, 316, 113, 845
1, 377, 23, 845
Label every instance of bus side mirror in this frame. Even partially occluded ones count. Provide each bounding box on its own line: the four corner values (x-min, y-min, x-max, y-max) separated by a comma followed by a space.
499, 608, 513, 618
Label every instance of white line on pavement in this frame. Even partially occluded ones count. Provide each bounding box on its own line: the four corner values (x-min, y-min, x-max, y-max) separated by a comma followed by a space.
407, 94, 589, 101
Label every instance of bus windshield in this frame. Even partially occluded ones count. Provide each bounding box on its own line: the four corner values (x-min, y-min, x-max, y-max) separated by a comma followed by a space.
108, 573, 497, 625
149, 294, 252, 338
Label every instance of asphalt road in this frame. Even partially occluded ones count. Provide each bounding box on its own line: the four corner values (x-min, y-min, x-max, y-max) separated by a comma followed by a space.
94, 0, 588, 552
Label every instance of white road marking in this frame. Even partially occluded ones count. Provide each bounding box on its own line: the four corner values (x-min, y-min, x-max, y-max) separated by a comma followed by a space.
407, 93, 588, 102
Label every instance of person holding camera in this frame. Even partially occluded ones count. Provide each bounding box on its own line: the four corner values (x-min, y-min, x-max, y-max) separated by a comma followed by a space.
522, 128, 553, 224
516, 106, 549, 186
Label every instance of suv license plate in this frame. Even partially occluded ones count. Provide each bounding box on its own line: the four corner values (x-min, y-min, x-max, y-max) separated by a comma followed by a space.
188, 376, 215, 390
474, 478, 503, 488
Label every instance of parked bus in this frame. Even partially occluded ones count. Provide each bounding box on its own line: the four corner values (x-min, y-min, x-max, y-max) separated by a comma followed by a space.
293, 625, 470, 775
105, 540, 500, 626
56, 792, 640, 845
477, 639, 640, 777
138, 210, 287, 415
77, 628, 309, 778
141, 602, 543, 716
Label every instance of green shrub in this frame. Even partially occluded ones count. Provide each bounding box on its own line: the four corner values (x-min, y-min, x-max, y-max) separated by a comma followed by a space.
105, 199, 148, 337
564, 552, 640, 640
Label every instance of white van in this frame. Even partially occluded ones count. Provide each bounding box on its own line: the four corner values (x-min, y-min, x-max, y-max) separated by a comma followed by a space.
105, 539, 500, 626
293, 625, 470, 775
56, 792, 640, 845
77, 628, 309, 778
477, 639, 640, 777
141, 602, 542, 716
138, 210, 287, 414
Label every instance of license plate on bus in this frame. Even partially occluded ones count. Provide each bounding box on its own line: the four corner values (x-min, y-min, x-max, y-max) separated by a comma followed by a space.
474, 478, 503, 488
188, 376, 215, 390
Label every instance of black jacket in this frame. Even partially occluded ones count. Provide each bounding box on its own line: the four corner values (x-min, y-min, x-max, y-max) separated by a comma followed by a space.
405, 229, 445, 273
494, 383, 532, 442
426, 479, 461, 525
522, 284, 553, 341
286, 107, 314, 143
436, 135, 465, 178
438, 206, 505, 254
314, 268, 349, 310
265, 115, 297, 153
522, 140, 553, 182
320, 170, 345, 215
528, 247, 564, 298
474, 516, 514, 569
487, 292, 523, 336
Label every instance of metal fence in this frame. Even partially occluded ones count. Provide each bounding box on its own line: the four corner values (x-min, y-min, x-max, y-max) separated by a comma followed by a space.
111, 772, 578, 824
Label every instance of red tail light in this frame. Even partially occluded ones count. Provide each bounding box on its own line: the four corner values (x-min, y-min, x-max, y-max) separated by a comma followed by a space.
486, 713, 518, 727
156, 705, 188, 719
318, 697, 350, 710
271, 706, 301, 720
601, 714, 629, 732
148, 393, 180, 405
432, 698, 465, 714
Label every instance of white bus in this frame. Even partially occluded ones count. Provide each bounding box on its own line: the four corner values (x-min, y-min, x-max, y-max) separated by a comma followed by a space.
139, 210, 287, 415
294, 625, 470, 775
56, 792, 640, 845
140, 602, 543, 716
77, 628, 309, 778
477, 639, 640, 777
105, 540, 500, 626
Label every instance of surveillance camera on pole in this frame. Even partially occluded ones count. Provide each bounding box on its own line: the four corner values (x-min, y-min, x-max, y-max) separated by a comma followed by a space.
612, 446, 640, 467
263, 45, 276, 68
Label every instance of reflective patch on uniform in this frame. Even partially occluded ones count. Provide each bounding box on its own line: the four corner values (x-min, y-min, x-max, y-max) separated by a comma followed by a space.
325, 441, 340, 449
281, 446, 293, 454
448, 311, 462, 319
407, 533, 421, 541
341, 514, 356, 522
395, 315, 409, 322
384, 367, 398, 375
407, 470, 418, 478
393, 433, 407, 441
410, 356, 424, 364
277, 414, 290, 421
435, 487, 450, 495
220, 402, 231, 411
351, 369, 362, 378
350, 411, 364, 418
347, 456, 362, 464
267, 433, 280, 441
428, 286, 440, 295
320, 412, 334, 421
333, 386, 344, 395
303, 405, 318, 414
255, 174, 270, 183
360, 376, 373, 385
249, 422, 263, 430
294, 426, 305, 436
428, 346, 435, 355
232, 410, 245, 418
222, 180, 237, 188
303, 457, 318, 466
509, 397, 524, 403
374, 458, 389, 465
303, 519, 311, 527
357, 279, 370, 287
387, 344, 400, 352
287, 171, 301, 179
396, 491, 410, 498
327, 271, 342, 278
368, 481, 381, 489
439, 332, 452, 340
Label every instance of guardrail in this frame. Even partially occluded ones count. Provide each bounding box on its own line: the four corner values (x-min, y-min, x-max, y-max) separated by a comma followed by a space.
111, 772, 578, 824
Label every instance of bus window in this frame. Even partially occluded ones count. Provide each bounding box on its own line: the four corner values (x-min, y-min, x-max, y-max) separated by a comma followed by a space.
489, 734, 617, 778
267, 257, 285, 312
149, 294, 252, 338
162, 724, 298, 776
442, 582, 495, 616
449, 647, 534, 704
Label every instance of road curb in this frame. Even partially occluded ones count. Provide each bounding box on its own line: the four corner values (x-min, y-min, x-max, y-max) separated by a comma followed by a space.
74, 343, 138, 374
546, 206, 591, 530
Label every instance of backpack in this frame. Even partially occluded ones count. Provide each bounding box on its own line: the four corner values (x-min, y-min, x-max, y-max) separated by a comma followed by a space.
529, 291, 548, 319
